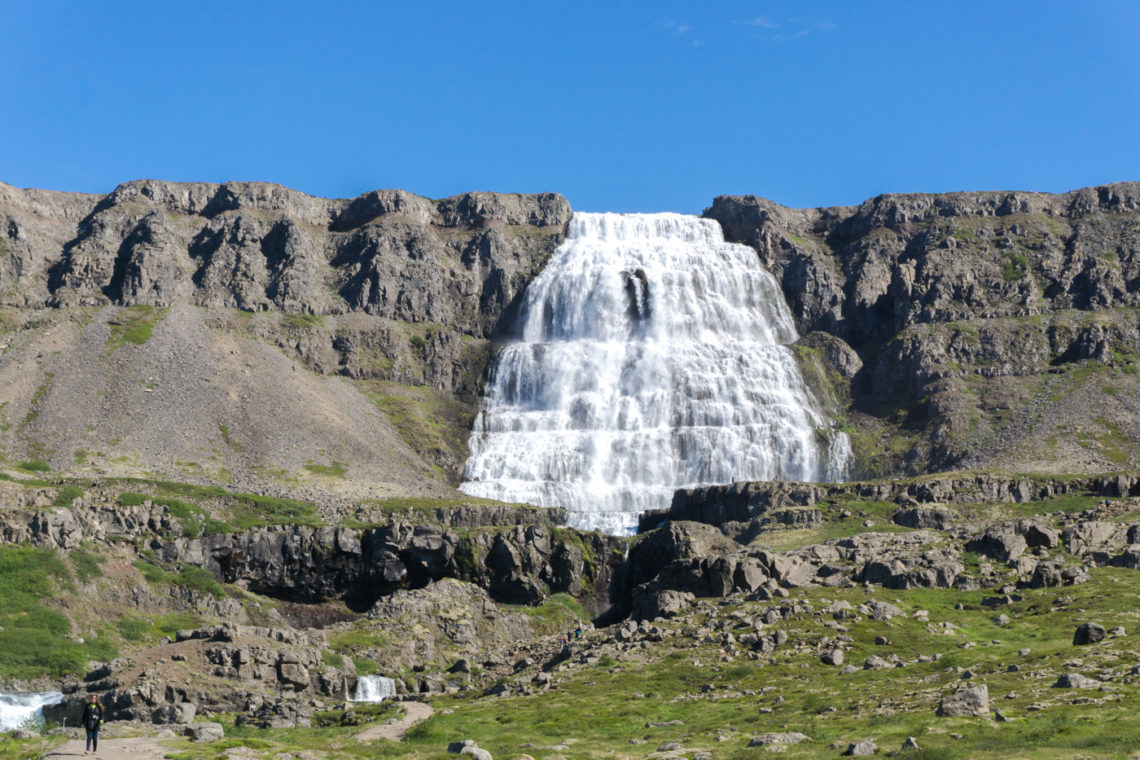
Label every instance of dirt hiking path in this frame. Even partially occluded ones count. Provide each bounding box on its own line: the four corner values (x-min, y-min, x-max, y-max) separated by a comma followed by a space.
356, 701, 434, 742
43, 701, 433, 759
50, 736, 171, 760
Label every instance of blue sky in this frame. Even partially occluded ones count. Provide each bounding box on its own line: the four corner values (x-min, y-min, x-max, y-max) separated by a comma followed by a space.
2, 1, 1138, 212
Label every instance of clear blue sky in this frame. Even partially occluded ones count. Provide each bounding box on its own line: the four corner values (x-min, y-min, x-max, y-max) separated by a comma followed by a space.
2, 1, 1138, 212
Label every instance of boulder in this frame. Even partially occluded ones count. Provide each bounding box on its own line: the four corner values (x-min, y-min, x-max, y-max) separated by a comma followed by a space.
967, 525, 1026, 563
449, 740, 479, 754
1053, 673, 1100, 689
153, 703, 197, 724
748, 732, 811, 746
277, 661, 311, 690
630, 586, 694, 621
936, 685, 989, 717
893, 507, 955, 530
186, 722, 224, 742
1073, 622, 1106, 645
844, 739, 877, 756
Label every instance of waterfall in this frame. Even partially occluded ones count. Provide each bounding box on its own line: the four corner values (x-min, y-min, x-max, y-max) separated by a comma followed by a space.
460, 212, 850, 534
0, 691, 62, 731
350, 675, 397, 703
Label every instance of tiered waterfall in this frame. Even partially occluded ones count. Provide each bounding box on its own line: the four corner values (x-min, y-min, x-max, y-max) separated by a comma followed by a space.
460, 212, 850, 533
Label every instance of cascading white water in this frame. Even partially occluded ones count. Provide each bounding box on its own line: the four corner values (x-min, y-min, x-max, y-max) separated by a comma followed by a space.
349, 675, 396, 702
460, 212, 850, 534
0, 691, 62, 731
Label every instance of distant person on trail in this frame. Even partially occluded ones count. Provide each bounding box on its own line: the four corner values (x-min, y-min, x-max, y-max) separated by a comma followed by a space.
82, 695, 104, 754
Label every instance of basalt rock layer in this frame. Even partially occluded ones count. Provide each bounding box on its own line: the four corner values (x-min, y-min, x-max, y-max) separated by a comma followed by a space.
0, 181, 569, 488
705, 183, 1140, 478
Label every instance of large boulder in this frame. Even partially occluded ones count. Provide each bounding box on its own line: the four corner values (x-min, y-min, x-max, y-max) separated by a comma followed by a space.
748, 732, 811, 746
893, 507, 955, 530
186, 722, 224, 742
1074, 622, 1107, 645
967, 525, 1026, 563
936, 685, 989, 717
630, 586, 695, 621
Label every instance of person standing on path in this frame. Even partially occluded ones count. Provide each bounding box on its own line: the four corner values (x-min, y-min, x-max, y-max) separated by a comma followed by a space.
82, 695, 104, 755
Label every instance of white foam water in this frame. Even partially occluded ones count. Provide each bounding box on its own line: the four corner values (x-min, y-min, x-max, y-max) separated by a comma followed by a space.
0, 691, 62, 731
460, 212, 850, 533
349, 675, 396, 702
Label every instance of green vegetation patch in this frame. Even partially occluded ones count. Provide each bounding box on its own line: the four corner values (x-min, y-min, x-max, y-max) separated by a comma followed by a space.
114, 479, 320, 531
330, 629, 390, 653
106, 305, 162, 349
16, 459, 51, 473
119, 490, 235, 535
70, 544, 103, 583
281, 313, 325, 330
0, 546, 116, 678
20, 372, 54, 430
52, 484, 85, 507
516, 592, 587, 635
1001, 252, 1030, 281
304, 460, 348, 478
365, 380, 476, 482
116, 616, 150, 642
132, 559, 225, 598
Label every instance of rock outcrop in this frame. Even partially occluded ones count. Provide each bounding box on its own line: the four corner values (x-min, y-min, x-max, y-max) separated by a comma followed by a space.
1, 181, 570, 336
705, 184, 1140, 477
648, 473, 1140, 536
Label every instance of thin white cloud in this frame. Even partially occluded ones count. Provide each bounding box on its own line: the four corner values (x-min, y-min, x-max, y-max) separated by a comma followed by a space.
744, 16, 836, 43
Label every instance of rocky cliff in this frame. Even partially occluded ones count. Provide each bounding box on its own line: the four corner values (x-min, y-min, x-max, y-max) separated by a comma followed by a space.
0, 181, 569, 490
705, 183, 1140, 478
4, 178, 1139, 501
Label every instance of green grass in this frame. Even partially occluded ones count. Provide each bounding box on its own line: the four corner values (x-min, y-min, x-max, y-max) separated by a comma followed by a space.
304, 460, 348, 478
281, 313, 325, 330
106, 305, 161, 349
37, 552, 1140, 760
70, 544, 103, 583
114, 480, 318, 531
132, 559, 225, 598
52, 484, 85, 507
151, 612, 204, 638
353, 656, 379, 675
228, 493, 320, 529
0, 546, 117, 678
116, 616, 149, 642
16, 459, 50, 473
330, 630, 391, 652
1001, 252, 1030, 282
365, 381, 475, 482
516, 592, 587, 634
20, 372, 54, 429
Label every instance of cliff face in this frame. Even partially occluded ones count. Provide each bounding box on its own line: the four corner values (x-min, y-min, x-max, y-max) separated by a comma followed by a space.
0, 179, 570, 335
3, 179, 1138, 492
705, 183, 1140, 477
0, 181, 569, 489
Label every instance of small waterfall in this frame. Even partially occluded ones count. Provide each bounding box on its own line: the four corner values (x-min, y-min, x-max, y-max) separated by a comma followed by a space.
349, 675, 396, 703
0, 691, 62, 731
460, 212, 850, 533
